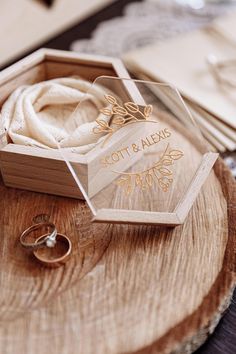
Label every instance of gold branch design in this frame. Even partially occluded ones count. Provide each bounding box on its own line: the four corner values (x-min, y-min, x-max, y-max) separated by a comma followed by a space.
93, 95, 154, 146
114, 144, 184, 195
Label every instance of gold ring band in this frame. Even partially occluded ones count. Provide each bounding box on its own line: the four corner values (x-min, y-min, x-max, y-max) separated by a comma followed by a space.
33, 233, 72, 268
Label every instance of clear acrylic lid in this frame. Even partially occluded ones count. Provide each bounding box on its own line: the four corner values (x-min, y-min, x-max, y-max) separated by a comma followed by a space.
56, 76, 218, 225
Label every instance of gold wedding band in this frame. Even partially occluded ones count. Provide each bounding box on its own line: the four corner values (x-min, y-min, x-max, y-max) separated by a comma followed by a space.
33, 233, 72, 268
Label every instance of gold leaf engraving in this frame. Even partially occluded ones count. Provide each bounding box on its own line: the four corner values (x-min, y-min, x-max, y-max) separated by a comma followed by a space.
92, 118, 113, 134
145, 173, 153, 187
100, 108, 112, 116
112, 116, 126, 125
112, 106, 127, 115
161, 158, 173, 166
105, 95, 117, 105
169, 149, 184, 160
93, 95, 155, 146
144, 105, 153, 118
114, 144, 184, 194
124, 102, 139, 113
158, 167, 172, 176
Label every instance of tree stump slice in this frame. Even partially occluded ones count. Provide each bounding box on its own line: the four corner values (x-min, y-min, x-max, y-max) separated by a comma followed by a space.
0, 155, 235, 354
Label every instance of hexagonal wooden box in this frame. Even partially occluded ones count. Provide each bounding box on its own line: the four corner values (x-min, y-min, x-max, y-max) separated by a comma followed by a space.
0, 48, 133, 199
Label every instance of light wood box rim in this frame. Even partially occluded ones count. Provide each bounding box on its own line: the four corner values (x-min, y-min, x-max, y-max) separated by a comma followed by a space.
0, 48, 129, 87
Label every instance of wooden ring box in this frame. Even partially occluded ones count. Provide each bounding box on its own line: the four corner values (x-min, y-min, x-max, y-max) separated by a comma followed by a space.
0, 48, 132, 199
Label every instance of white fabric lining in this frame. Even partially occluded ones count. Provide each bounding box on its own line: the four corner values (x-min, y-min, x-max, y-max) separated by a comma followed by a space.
1, 77, 109, 154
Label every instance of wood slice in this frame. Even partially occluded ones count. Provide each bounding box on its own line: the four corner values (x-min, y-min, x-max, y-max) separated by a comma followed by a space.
0, 154, 235, 354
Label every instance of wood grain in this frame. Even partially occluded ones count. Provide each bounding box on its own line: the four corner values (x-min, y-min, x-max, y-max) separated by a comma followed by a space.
0, 153, 235, 353
0, 50, 235, 351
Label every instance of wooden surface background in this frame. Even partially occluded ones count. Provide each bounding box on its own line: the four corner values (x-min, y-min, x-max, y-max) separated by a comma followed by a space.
0, 152, 235, 354
0, 1, 235, 352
